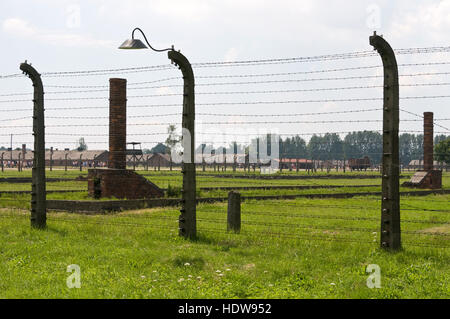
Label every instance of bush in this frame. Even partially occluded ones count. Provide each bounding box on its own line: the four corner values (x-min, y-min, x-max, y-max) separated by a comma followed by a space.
166, 184, 182, 197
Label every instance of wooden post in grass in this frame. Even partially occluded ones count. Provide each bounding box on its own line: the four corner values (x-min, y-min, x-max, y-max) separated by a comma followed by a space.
370, 32, 401, 251
227, 191, 241, 233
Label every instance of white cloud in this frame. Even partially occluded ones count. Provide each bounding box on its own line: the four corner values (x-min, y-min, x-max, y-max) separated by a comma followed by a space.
156, 86, 175, 95
224, 47, 238, 63
389, 0, 450, 43
151, 0, 214, 22
2, 17, 113, 48
2, 18, 36, 37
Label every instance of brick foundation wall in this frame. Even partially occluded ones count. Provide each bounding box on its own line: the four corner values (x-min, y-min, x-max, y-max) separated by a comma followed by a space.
88, 169, 164, 199
403, 170, 442, 189
420, 170, 442, 189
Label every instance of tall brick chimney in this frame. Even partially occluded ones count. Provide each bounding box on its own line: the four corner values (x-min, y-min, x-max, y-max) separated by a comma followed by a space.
423, 112, 433, 171
109, 78, 127, 169
87, 78, 164, 200
403, 111, 442, 189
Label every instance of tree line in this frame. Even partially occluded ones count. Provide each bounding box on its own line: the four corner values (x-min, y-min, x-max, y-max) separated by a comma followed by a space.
68, 129, 449, 166
278, 131, 449, 165
191, 131, 449, 166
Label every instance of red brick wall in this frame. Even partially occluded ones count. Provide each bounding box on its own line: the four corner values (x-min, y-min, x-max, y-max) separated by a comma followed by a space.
421, 170, 442, 189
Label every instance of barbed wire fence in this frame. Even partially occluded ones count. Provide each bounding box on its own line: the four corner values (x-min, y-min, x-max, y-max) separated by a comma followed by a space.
0, 41, 449, 248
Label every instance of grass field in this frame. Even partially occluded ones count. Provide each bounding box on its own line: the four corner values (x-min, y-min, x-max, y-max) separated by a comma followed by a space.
0, 169, 449, 298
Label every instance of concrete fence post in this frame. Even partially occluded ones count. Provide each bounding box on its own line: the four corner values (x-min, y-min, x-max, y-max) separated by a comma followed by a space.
49, 147, 53, 171
224, 149, 227, 172
79, 154, 83, 171
20, 62, 46, 229
227, 191, 241, 233
370, 32, 401, 251
168, 50, 197, 239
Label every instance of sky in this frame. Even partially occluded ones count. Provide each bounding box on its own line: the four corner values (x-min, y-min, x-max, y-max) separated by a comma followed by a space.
0, 0, 450, 151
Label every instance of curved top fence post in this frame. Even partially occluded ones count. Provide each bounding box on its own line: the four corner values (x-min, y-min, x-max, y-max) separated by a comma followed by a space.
369, 32, 400, 251
20, 62, 46, 229
168, 50, 196, 239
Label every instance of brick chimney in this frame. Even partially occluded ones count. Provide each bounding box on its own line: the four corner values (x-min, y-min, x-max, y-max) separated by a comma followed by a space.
423, 112, 433, 171
109, 78, 127, 170
403, 111, 442, 189
87, 78, 164, 200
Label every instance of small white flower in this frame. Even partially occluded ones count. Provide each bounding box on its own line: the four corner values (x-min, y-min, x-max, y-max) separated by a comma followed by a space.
178, 278, 185, 283
225, 268, 231, 271
197, 276, 202, 280
218, 273, 224, 277
153, 279, 158, 282
184, 263, 191, 266
268, 284, 274, 287
188, 275, 192, 278
153, 270, 157, 273
216, 270, 222, 273
140, 275, 146, 279
330, 283, 336, 286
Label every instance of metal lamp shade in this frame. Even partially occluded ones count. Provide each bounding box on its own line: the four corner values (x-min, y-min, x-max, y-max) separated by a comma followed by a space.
118, 39, 148, 50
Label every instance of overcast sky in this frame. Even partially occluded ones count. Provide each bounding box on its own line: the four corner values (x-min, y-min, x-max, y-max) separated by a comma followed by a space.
1, 0, 449, 151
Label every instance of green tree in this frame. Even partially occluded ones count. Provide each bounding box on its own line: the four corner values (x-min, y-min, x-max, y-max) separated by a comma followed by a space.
165, 125, 180, 155
76, 137, 88, 151
343, 131, 382, 164
399, 133, 423, 166
150, 143, 169, 154
435, 138, 450, 164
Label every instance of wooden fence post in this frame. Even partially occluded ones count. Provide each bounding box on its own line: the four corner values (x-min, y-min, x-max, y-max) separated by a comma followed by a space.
227, 191, 241, 233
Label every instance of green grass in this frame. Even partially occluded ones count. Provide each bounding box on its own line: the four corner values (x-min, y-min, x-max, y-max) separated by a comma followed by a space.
0, 170, 449, 298
0, 195, 449, 299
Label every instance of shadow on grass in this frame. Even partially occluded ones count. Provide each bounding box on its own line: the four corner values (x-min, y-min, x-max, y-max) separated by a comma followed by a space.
44, 225, 69, 237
